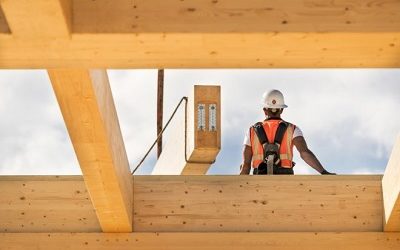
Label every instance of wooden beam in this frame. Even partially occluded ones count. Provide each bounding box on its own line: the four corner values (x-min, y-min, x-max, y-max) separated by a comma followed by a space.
0, 0, 400, 68
0, 175, 383, 232
134, 175, 383, 232
72, 0, 400, 33
0, 0, 71, 38
0, 176, 100, 233
383, 135, 400, 232
0, 32, 399, 68
1, 232, 400, 250
152, 85, 221, 175
48, 69, 133, 232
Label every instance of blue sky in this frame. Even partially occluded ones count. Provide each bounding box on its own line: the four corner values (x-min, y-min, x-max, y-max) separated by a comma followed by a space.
0, 69, 399, 175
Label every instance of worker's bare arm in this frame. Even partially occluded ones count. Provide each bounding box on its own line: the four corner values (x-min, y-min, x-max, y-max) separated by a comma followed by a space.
240, 145, 252, 175
293, 136, 334, 174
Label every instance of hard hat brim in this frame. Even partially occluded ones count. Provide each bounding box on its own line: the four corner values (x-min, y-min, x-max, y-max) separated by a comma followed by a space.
264, 104, 288, 109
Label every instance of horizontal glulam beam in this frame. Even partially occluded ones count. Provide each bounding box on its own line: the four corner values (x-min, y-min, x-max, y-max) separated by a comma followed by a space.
0, 32, 400, 68
0, 175, 384, 233
0, 232, 400, 249
133, 175, 383, 232
0, 176, 101, 232
69, 0, 400, 33
2, 0, 400, 34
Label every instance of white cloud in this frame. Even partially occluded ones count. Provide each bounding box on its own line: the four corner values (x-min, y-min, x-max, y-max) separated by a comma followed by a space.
350, 168, 384, 175
1, 69, 399, 175
0, 70, 80, 175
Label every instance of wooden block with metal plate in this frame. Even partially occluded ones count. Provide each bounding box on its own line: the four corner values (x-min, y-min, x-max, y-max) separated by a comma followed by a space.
152, 85, 221, 175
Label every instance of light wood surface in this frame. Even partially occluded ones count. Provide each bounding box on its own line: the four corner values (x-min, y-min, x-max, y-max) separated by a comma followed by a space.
0, 0, 400, 68
72, 0, 400, 33
0, 0, 71, 38
383, 135, 400, 232
1, 232, 400, 250
1, 0, 400, 33
0, 176, 100, 232
133, 175, 383, 232
48, 70, 133, 232
152, 85, 220, 175
1, 32, 399, 68
0, 175, 384, 233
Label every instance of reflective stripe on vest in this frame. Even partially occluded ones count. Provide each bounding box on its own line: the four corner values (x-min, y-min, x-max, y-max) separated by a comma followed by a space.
250, 120, 295, 168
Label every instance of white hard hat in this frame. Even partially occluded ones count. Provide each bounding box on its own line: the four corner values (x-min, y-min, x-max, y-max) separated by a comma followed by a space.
262, 89, 288, 109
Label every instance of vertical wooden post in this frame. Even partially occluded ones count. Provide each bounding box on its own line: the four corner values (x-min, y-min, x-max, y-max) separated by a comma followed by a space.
152, 85, 221, 175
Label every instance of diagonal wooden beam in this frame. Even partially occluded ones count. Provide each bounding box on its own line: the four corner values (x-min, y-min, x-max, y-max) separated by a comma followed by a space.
48, 69, 132, 232
0, 0, 71, 38
382, 135, 400, 232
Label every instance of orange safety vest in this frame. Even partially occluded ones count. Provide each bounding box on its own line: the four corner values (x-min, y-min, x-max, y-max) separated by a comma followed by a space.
250, 119, 296, 169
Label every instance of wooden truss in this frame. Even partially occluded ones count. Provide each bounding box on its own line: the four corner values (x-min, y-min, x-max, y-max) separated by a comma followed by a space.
0, 0, 399, 249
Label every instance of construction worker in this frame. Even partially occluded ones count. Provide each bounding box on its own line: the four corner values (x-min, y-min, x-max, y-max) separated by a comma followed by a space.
240, 89, 335, 175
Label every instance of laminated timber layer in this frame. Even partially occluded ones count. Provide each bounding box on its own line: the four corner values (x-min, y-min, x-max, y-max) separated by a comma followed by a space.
0, 0, 400, 68
1, 232, 400, 250
0, 175, 384, 233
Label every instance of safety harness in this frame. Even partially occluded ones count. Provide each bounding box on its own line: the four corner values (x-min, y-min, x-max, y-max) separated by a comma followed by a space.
252, 120, 289, 175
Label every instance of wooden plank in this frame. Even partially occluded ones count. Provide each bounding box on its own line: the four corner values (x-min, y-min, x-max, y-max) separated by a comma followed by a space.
48, 69, 133, 232
1, 232, 400, 250
0, 175, 383, 233
152, 85, 221, 175
0, 0, 400, 68
0, 0, 71, 38
134, 175, 383, 232
74, 0, 400, 33
0, 176, 100, 232
0, 32, 399, 68
383, 135, 400, 232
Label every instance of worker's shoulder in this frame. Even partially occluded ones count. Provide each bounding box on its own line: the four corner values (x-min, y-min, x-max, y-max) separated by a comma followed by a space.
282, 120, 296, 127
248, 120, 298, 128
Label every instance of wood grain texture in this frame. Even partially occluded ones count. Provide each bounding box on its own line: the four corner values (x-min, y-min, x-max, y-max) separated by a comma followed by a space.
1, 0, 400, 68
74, 0, 400, 33
0, 175, 384, 233
1, 32, 399, 68
133, 175, 384, 232
0, 176, 100, 232
48, 69, 133, 232
0, 0, 71, 38
383, 135, 400, 232
1, 232, 400, 250
152, 86, 220, 175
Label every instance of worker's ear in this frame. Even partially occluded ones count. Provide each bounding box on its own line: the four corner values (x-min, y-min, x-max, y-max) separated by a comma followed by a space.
263, 108, 268, 115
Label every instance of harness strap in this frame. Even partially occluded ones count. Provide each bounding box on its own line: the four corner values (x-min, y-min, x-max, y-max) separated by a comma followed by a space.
274, 121, 288, 145
252, 122, 269, 145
